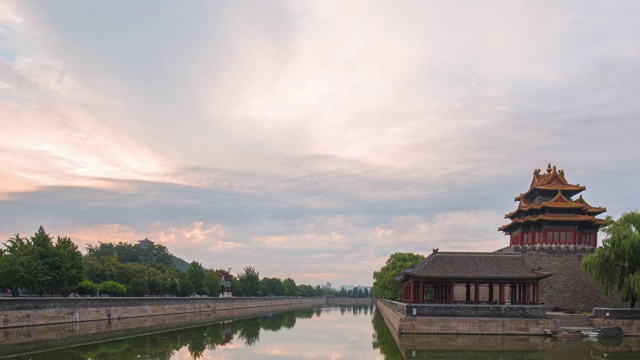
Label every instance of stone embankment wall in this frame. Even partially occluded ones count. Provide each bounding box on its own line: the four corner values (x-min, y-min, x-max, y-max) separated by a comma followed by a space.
504, 246, 622, 310
326, 298, 373, 305
377, 299, 553, 335
0, 302, 317, 354
592, 308, 640, 336
0, 297, 325, 329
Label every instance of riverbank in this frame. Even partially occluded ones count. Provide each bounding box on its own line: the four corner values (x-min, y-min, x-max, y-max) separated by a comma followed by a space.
0, 297, 327, 329
0, 301, 338, 356
377, 299, 640, 337
377, 299, 552, 335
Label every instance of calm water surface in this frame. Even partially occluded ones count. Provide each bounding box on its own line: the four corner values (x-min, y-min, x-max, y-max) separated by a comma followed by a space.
4, 305, 640, 359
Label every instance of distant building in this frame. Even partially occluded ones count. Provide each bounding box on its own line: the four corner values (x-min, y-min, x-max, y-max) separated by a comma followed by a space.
137, 238, 155, 249
321, 282, 332, 290
215, 269, 233, 297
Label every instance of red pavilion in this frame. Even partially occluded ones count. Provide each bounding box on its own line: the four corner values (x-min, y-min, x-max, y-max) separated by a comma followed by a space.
499, 164, 606, 247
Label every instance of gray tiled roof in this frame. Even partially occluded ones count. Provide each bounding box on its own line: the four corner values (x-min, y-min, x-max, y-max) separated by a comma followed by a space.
402, 252, 551, 281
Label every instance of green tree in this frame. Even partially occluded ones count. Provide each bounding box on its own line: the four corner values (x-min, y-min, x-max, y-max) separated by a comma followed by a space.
582, 212, 640, 308
297, 284, 314, 297
51, 236, 84, 296
177, 272, 194, 297
372, 252, 424, 300
145, 263, 165, 295
238, 266, 260, 296
160, 267, 181, 295
86, 241, 175, 268
0, 234, 32, 296
30, 226, 55, 295
282, 278, 296, 296
128, 278, 149, 297
186, 261, 208, 296
77, 280, 99, 296
260, 277, 284, 296
139, 243, 174, 268
99, 280, 127, 297
231, 276, 244, 296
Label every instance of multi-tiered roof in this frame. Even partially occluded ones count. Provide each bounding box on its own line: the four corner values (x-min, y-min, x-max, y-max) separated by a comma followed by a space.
499, 164, 606, 248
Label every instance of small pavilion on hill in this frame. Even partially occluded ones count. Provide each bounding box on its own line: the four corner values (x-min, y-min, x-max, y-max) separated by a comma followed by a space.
399, 251, 551, 305
499, 164, 606, 247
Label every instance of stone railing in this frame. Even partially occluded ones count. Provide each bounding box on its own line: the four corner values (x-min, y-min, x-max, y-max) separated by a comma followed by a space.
593, 308, 640, 319
378, 299, 546, 318
376, 299, 552, 335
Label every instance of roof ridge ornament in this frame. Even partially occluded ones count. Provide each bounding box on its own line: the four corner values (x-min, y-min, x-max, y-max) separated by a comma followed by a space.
546, 163, 552, 173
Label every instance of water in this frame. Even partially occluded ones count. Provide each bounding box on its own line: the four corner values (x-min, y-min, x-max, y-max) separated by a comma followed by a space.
2, 305, 640, 359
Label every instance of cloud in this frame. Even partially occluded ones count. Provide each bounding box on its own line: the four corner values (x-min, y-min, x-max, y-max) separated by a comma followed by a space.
1, 1, 639, 286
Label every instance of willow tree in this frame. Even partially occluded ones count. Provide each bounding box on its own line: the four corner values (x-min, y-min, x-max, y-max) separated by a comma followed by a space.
582, 211, 640, 308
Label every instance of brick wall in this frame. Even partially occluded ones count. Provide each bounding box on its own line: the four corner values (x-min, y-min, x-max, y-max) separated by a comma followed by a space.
504, 246, 623, 310
326, 298, 373, 305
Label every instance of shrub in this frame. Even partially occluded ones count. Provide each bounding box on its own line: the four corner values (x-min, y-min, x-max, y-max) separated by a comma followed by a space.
77, 280, 99, 296
99, 281, 127, 297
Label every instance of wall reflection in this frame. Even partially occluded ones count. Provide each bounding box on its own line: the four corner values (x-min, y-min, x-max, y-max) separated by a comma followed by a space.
4, 305, 378, 360
8, 305, 636, 360
390, 329, 640, 360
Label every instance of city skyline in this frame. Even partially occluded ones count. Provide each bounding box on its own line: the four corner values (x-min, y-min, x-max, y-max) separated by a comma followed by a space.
1, 1, 639, 286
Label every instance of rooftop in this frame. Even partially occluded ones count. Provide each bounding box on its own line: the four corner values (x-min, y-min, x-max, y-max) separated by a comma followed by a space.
402, 251, 551, 281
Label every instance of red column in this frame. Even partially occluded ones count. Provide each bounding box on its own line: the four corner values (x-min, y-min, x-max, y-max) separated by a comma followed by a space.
449, 282, 455, 304
474, 283, 480, 303
465, 283, 471, 303
488, 283, 494, 303
404, 283, 408, 302
410, 281, 414, 303
526, 283, 531, 304
519, 284, 524, 304
499, 283, 505, 304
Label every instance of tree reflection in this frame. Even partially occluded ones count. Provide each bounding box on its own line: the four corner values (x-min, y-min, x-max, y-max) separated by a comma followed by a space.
371, 309, 403, 360
12, 308, 325, 360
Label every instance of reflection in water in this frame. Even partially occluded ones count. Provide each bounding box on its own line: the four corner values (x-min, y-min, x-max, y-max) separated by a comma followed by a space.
6, 305, 377, 360
4, 304, 640, 359
372, 308, 403, 360
393, 331, 640, 360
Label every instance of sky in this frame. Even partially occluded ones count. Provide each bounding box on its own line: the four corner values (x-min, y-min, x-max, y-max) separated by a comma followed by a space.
1, 0, 639, 287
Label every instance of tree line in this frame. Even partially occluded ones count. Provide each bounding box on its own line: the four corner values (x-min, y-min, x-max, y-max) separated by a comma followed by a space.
0, 226, 370, 298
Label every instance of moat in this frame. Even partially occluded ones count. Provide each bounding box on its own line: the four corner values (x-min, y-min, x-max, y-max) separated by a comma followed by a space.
3, 304, 640, 359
